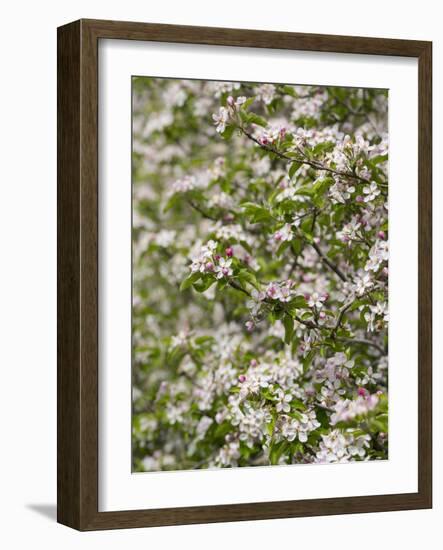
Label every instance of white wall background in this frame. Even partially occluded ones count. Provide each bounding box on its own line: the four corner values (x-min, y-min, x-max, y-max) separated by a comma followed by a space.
0, 1, 440, 548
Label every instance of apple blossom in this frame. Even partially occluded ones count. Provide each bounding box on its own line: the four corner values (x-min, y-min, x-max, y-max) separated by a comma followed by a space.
363, 181, 381, 202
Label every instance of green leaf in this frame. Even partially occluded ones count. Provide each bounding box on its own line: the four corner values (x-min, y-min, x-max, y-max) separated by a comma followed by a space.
370, 153, 388, 165
241, 97, 256, 110
291, 238, 303, 255
216, 279, 228, 291
219, 179, 231, 193
266, 415, 276, 437
347, 298, 368, 312
302, 350, 315, 373
179, 272, 201, 291
221, 125, 236, 140
213, 422, 233, 440
237, 269, 259, 289
291, 399, 306, 411
289, 161, 302, 179
276, 241, 291, 257
312, 177, 332, 198
247, 112, 268, 128
312, 141, 335, 156
281, 85, 297, 97
269, 440, 288, 465
289, 295, 308, 309
194, 335, 215, 346
240, 239, 253, 254
283, 314, 294, 345
164, 194, 179, 212
242, 202, 274, 224
295, 185, 315, 197
238, 109, 250, 125
193, 277, 216, 293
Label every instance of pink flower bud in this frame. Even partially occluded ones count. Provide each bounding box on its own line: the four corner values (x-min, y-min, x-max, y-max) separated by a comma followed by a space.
250, 359, 258, 367
205, 262, 214, 272
377, 230, 386, 239
227, 95, 235, 106
356, 195, 364, 203
238, 374, 246, 383
245, 320, 255, 332
322, 292, 329, 302
222, 267, 230, 276
319, 311, 326, 320
214, 254, 221, 261
225, 247, 233, 257
358, 387, 367, 397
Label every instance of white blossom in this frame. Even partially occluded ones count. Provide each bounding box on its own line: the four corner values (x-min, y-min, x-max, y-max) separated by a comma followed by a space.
363, 182, 381, 202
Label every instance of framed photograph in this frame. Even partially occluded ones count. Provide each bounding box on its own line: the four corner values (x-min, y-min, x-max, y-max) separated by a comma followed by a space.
57, 19, 432, 530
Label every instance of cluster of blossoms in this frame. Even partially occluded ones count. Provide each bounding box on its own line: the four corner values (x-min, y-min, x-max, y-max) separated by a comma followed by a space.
132, 76, 389, 472
189, 240, 233, 279
329, 179, 356, 204
331, 393, 380, 425
212, 95, 247, 133
364, 301, 389, 332
315, 429, 372, 463
169, 157, 227, 196
255, 124, 288, 146
365, 239, 389, 273
277, 410, 320, 443
264, 280, 297, 302
337, 217, 362, 243
255, 83, 276, 105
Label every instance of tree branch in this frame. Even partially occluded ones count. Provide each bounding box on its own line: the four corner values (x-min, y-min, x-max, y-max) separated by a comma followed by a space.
240, 127, 371, 184
228, 280, 251, 297
188, 200, 217, 221
310, 240, 347, 282
294, 314, 319, 330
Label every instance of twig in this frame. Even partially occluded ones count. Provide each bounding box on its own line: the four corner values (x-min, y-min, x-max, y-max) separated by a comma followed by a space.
310, 240, 347, 282
294, 315, 319, 330
315, 403, 335, 413
293, 211, 347, 284
228, 280, 251, 297
188, 200, 217, 221
331, 299, 355, 337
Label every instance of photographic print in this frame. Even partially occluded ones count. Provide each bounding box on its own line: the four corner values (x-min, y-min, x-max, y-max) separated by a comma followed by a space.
131, 77, 389, 473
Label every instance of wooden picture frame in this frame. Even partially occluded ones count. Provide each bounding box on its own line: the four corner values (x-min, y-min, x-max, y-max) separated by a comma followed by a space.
57, 18, 432, 530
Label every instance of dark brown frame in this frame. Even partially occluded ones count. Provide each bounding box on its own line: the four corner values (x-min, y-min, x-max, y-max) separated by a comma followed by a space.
57, 18, 432, 531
